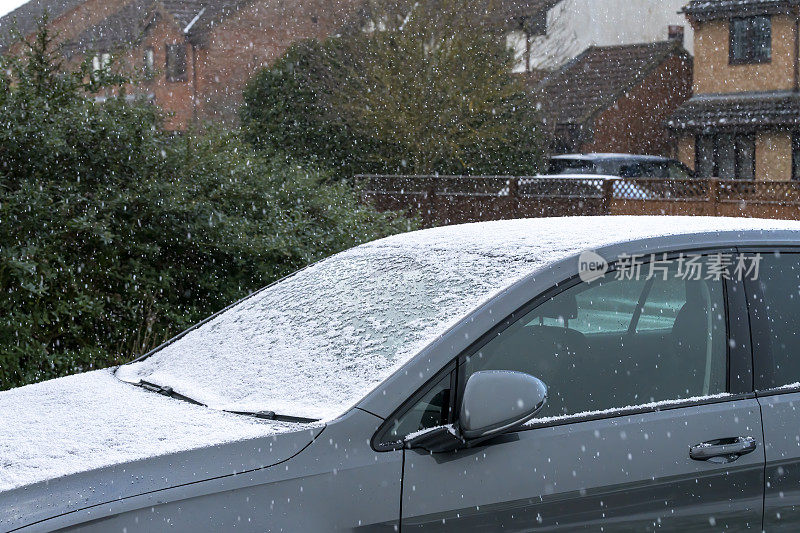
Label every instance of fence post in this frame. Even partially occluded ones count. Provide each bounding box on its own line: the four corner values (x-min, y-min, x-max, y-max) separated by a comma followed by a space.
425, 179, 436, 226
601, 178, 614, 214
507, 177, 519, 218
708, 178, 719, 216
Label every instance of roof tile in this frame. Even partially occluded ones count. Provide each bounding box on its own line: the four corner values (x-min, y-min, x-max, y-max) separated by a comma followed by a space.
667, 91, 800, 130
536, 41, 686, 126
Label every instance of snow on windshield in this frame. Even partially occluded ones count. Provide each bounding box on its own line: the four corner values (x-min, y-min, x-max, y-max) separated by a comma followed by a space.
117, 229, 540, 420
117, 217, 800, 421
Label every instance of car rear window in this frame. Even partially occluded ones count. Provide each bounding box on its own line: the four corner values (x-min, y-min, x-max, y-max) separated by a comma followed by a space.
547, 159, 598, 175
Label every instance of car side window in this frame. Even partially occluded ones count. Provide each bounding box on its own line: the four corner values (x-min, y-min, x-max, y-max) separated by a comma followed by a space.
541, 278, 643, 333
635, 277, 687, 331
668, 161, 693, 179
745, 252, 800, 389
383, 372, 453, 442
463, 256, 727, 421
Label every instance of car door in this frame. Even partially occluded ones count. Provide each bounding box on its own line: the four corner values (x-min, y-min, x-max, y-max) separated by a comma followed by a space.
744, 248, 800, 530
377, 251, 765, 531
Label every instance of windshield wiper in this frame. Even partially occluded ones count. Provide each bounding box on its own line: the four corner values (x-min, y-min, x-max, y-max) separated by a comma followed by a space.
132, 380, 318, 423
135, 380, 205, 406
223, 410, 319, 424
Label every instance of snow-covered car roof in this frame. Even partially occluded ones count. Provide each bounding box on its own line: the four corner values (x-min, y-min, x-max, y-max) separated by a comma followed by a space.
117, 216, 800, 421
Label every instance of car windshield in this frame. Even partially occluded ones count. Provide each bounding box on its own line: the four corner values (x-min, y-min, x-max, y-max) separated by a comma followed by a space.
116, 235, 539, 421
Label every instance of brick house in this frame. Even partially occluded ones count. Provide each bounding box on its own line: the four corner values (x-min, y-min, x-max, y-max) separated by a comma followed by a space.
1, 0, 556, 131
1, 0, 360, 130
535, 40, 694, 155
668, 0, 800, 181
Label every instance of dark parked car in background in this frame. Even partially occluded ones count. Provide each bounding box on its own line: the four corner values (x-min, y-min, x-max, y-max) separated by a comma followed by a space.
548, 153, 695, 179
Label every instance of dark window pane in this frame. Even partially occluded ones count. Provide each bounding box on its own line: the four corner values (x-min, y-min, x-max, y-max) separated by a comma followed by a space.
166, 43, 187, 82
715, 133, 736, 178
667, 162, 693, 179
731, 16, 771, 63
463, 258, 727, 420
730, 18, 750, 61
735, 134, 755, 179
748, 253, 800, 389
753, 15, 772, 61
696, 135, 714, 177
792, 133, 800, 181
547, 159, 597, 175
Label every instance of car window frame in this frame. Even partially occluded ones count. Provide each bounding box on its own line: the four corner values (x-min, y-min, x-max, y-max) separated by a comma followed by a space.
372, 247, 752, 451
372, 361, 458, 451
740, 246, 800, 396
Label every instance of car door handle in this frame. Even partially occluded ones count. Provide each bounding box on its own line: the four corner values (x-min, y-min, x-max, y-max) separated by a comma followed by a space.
689, 436, 756, 463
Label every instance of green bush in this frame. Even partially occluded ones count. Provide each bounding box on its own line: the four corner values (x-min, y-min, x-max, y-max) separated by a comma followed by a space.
241, 0, 546, 177
240, 39, 370, 176
0, 26, 414, 389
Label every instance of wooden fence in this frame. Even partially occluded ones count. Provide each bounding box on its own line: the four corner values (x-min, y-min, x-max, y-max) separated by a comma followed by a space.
358, 174, 800, 226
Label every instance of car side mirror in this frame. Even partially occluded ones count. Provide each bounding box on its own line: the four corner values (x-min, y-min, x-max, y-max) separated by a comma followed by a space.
459, 370, 547, 441
405, 370, 547, 453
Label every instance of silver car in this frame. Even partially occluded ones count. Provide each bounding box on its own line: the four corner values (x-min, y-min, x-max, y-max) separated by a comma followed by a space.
5, 216, 800, 532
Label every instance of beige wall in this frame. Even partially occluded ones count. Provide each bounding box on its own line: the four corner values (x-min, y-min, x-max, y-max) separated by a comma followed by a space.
693, 14, 797, 94
756, 131, 793, 181
677, 135, 695, 170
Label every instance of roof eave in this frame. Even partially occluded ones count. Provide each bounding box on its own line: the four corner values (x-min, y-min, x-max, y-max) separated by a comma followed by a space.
684, 0, 800, 23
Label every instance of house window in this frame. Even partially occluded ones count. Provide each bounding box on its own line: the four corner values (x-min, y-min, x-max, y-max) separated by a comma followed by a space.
730, 16, 771, 64
165, 43, 187, 82
91, 52, 110, 80
695, 133, 755, 178
143, 47, 154, 76
792, 133, 800, 181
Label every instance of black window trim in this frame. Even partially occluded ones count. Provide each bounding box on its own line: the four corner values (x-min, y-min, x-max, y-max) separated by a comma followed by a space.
738, 245, 800, 396
792, 132, 800, 181
372, 246, 753, 452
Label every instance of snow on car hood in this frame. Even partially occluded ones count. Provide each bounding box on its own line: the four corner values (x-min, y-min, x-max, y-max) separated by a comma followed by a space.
0, 369, 317, 493
117, 216, 800, 421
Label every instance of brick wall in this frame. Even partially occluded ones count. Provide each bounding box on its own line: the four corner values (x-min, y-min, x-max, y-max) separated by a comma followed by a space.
579, 53, 693, 156
143, 14, 196, 130
194, 0, 359, 125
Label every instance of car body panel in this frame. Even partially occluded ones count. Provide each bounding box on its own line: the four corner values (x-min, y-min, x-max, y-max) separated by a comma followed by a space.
402, 399, 764, 530
760, 392, 800, 530
1, 425, 323, 532
10, 410, 401, 532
